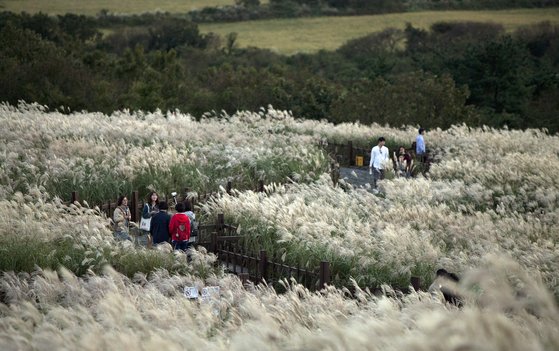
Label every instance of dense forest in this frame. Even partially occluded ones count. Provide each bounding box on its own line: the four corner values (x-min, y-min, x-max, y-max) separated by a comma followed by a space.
0, 10, 558, 132
188, 0, 559, 22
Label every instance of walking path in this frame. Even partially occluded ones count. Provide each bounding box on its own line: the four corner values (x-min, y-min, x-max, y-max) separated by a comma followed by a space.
338, 166, 376, 193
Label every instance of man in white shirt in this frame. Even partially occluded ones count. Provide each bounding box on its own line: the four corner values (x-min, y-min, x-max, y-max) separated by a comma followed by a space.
369, 137, 389, 189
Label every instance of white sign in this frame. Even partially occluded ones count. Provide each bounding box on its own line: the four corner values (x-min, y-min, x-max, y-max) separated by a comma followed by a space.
200, 286, 220, 302
184, 286, 199, 299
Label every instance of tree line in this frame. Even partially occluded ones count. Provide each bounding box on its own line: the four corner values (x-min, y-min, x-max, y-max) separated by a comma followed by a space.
0, 11, 558, 132
189, 0, 559, 23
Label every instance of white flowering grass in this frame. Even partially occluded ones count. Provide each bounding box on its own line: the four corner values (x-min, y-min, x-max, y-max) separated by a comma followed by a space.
0, 188, 219, 279
0, 103, 328, 203
1, 103, 559, 348
0, 256, 557, 350
202, 173, 559, 296
200, 123, 559, 297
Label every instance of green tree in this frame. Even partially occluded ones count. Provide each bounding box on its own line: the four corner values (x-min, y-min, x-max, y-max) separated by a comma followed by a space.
456, 35, 533, 127
235, 0, 261, 7
0, 23, 93, 110
148, 18, 205, 51
330, 71, 471, 128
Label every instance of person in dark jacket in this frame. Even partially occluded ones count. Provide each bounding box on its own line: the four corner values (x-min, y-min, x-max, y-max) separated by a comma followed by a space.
150, 201, 171, 245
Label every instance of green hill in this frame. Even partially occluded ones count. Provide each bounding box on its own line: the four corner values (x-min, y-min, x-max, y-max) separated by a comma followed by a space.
200, 8, 559, 54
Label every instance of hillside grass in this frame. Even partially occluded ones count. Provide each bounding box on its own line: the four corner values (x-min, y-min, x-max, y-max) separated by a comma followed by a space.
0, 0, 243, 15
200, 8, 559, 54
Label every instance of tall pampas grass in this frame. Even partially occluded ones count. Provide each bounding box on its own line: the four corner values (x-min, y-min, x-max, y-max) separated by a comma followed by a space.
0, 256, 557, 350
2, 103, 559, 348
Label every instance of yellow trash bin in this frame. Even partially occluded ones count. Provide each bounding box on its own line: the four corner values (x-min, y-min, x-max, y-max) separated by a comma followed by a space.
355, 156, 364, 167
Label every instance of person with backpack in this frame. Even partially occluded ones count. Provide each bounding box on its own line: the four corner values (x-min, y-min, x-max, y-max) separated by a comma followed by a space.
169, 202, 191, 251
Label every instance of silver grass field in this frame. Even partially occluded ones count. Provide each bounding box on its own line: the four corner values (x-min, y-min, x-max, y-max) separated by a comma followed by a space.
0, 103, 558, 350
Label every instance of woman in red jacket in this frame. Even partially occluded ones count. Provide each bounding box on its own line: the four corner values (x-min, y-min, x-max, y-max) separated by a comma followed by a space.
169, 202, 191, 251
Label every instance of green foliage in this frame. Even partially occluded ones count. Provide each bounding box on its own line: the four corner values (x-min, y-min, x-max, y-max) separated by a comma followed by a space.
236, 0, 261, 7
0, 237, 88, 275
456, 36, 533, 118
147, 18, 205, 51
330, 71, 472, 128
0, 22, 95, 110
0, 236, 216, 279
0, 12, 558, 132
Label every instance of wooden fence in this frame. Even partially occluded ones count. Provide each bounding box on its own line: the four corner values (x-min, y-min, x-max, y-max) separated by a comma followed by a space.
194, 214, 331, 291
67, 182, 422, 293
194, 214, 422, 292
66, 188, 332, 290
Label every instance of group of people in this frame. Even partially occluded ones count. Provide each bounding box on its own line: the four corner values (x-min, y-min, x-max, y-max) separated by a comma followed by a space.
368, 127, 427, 189
113, 191, 197, 251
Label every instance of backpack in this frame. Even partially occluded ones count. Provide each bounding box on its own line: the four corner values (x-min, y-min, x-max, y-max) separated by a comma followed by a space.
179, 223, 186, 233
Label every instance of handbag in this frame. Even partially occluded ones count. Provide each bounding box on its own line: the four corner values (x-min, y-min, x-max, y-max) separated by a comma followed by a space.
140, 203, 152, 231
140, 217, 151, 231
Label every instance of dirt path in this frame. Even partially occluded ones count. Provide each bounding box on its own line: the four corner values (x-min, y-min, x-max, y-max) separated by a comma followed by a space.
338, 166, 375, 193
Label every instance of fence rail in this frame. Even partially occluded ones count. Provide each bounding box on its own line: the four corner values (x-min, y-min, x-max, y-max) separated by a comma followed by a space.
194, 215, 330, 291
65, 167, 422, 293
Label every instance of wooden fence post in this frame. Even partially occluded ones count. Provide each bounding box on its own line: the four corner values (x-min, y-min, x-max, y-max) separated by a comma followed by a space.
258, 250, 268, 283
211, 232, 217, 254
217, 213, 224, 235
258, 180, 264, 193
131, 190, 139, 222
348, 141, 354, 166
71, 191, 79, 204
320, 261, 330, 289
411, 276, 421, 291
226, 181, 232, 195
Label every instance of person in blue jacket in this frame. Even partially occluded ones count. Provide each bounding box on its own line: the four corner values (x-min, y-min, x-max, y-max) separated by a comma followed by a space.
416, 127, 426, 161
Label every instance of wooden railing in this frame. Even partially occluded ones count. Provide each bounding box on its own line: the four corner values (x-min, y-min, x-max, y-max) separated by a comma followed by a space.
193, 214, 331, 291
66, 186, 422, 293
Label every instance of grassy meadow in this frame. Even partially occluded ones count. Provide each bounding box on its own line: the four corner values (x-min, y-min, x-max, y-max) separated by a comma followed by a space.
1, 103, 559, 349
200, 8, 559, 54
0, 0, 242, 15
